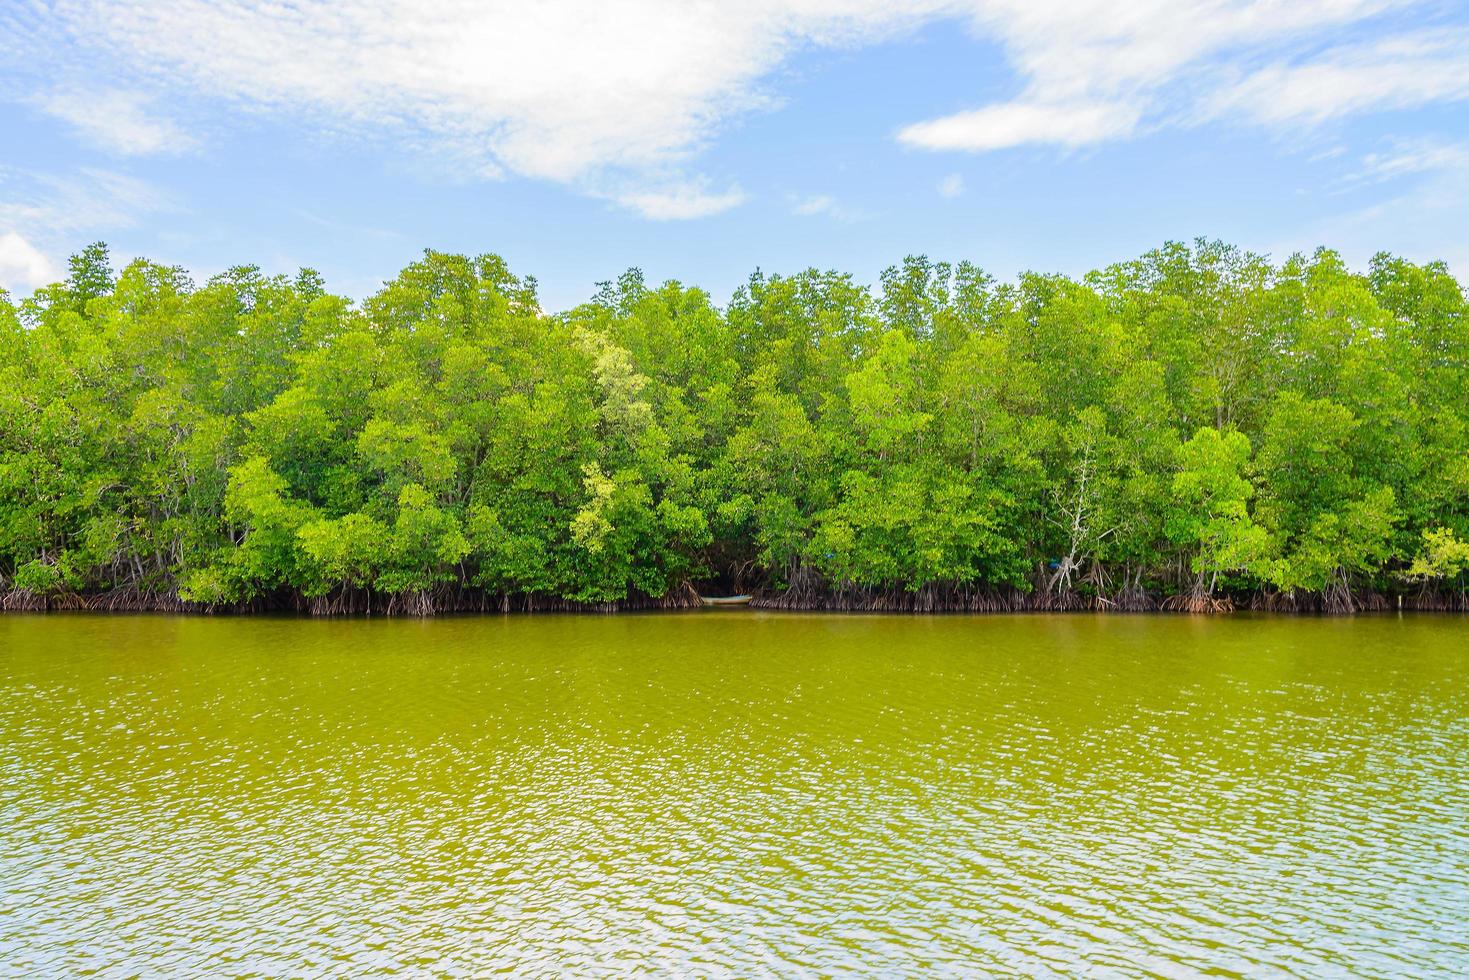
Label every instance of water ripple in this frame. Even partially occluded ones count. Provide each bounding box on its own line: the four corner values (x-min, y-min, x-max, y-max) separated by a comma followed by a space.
1, 613, 1466, 977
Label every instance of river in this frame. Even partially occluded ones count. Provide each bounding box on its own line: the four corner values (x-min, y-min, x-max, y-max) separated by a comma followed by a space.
2, 612, 1465, 976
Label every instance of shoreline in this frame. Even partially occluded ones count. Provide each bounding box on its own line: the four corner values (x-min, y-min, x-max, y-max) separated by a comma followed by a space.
5, 585, 1465, 617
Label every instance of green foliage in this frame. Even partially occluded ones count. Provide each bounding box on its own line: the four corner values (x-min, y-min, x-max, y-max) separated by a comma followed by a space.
1406, 528, 1469, 583
1167, 427, 1266, 587
1252, 393, 1400, 592
1, 240, 1465, 611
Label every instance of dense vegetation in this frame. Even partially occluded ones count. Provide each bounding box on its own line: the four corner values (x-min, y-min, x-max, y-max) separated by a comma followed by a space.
1, 241, 1466, 614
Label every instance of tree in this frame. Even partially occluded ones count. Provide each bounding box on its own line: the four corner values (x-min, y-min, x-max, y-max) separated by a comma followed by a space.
1253, 393, 1399, 607
2, 241, 1463, 614
1166, 427, 1265, 608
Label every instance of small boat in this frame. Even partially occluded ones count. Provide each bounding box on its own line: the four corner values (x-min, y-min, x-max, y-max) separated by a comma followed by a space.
699, 594, 752, 606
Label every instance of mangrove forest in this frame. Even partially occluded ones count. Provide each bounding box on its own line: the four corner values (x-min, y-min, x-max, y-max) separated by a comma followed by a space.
1, 240, 1466, 614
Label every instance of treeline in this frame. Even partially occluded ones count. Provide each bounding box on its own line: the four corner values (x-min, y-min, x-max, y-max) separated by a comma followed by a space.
1, 240, 1466, 615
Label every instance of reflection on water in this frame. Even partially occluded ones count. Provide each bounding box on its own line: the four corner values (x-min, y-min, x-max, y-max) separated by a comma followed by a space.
1, 613, 1466, 976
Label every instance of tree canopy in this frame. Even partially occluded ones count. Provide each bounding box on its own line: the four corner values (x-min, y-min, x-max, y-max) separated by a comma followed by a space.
1, 240, 1465, 614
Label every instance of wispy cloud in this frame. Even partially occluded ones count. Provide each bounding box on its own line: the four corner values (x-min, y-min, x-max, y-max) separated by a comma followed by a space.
5, 0, 950, 219
1354, 139, 1469, 183
1271, 133, 1469, 287
793, 194, 837, 216
6, 0, 1465, 216
611, 179, 748, 221
0, 166, 171, 294
295, 210, 406, 241
0, 167, 169, 234
937, 173, 965, 198
1206, 30, 1469, 126
34, 88, 197, 156
900, 1, 1433, 154
791, 193, 865, 222
901, 101, 1138, 152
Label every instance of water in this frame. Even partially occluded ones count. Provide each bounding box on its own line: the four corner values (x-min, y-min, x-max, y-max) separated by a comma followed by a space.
1, 612, 1465, 977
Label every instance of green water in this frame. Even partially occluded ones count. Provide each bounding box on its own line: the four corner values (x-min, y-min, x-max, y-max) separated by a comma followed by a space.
1, 613, 1465, 977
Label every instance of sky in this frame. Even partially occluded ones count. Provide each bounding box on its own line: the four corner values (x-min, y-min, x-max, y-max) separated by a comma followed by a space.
3, 0, 1469, 312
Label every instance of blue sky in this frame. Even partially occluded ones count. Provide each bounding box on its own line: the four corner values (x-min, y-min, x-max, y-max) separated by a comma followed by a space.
3, 0, 1469, 311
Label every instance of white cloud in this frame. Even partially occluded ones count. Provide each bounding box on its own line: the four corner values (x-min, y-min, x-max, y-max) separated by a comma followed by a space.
793, 194, 836, 216
901, 101, 1138, 152
7, 0, 1462, 205
937, 173, 965, 198
35, 88, 197, 156
10, 0, 956, 217
0, 232, 59, 296
1207, 31, 1469, 126
900, 0, 1417, 153
790, 193, 864, 221
1355, 139, 1469, 182
611, 180, 747, 220
0, 167, 168, 235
